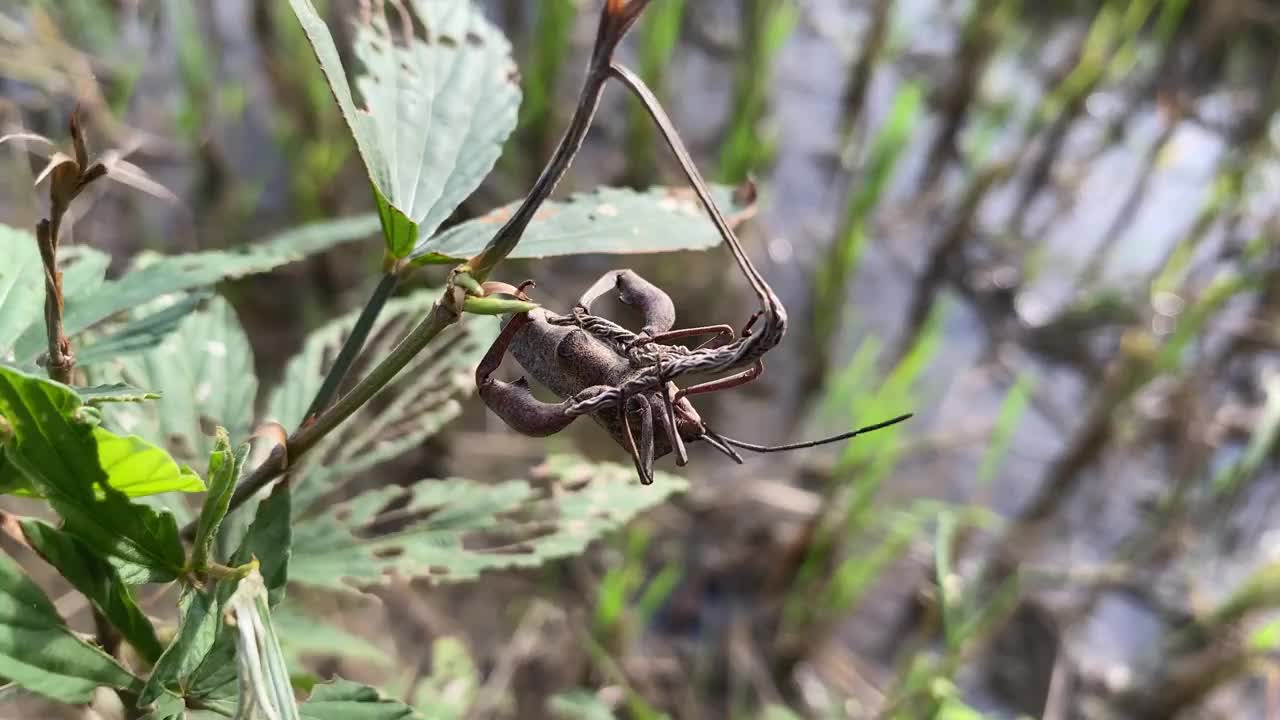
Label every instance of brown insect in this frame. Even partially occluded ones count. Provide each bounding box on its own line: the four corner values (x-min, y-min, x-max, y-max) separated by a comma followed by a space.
474, 0, 910, 482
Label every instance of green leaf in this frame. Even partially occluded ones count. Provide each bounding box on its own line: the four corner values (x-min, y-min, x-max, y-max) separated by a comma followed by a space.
74, 292, 211, 368
0, 224, 43, 361
139, 692, 187, 720
266, 288, 496, 514
139, 588, 219, 706
287, 0, 521, 258
411, 184, 752, 264
274, 603, 394, 673
226, 569, 301, 720
0, 549, 139, 703
301, 679, 422, 720
75, 383, 162, 405
98, 296, 257, 469
290, 454, 687, 593
411, 637, 476, 719
19, 519, 164, 664
192, 429, 248, 572
92, 428, 207, 497
0, 365, 186, 582
8, 215, 377, 364
548, 690, 617, 720
187, 483, 293, 702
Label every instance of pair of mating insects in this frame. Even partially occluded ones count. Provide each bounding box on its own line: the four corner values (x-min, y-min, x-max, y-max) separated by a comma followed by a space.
472, 0, 910, 484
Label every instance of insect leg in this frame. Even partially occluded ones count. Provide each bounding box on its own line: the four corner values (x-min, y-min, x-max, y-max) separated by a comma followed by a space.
621, 393, 656, 484
654, 352, 688, 466
674, 360, 764, 402
647, 324, 736, 350
576, 269, 676, 338
476, 314, 576, 437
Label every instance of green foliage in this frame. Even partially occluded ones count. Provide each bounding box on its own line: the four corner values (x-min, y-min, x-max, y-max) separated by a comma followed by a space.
286, 0, 521, 258
97, 296, 258, 469
290, 455, 688, 592
0, 549, 140, 703
0, 365, 187, 582
411, 185, 751, 264
19, 519, 164, 664
301, 679, 422, 719
191, 430, 247, 573
812, 81, 923, 359
411, 637, 478, 719
549, 690, 618, 720
2, 216, 376, 366
519, 0, 576, 145
74, 383, 162, 405
267, 288, 495, 511
0, 224, 43, 360
718, 0, 798, 182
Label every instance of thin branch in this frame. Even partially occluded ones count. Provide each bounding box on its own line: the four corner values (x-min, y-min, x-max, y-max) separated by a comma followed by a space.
302, 270, 401, 420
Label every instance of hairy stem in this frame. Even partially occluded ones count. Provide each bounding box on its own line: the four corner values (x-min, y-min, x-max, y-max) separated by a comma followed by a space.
302, 270, 401, 420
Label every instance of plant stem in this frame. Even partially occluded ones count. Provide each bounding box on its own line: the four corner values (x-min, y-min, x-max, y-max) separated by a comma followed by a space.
182, 302, 458, 539
302, 270, 400, 420
36, 220, 74, 384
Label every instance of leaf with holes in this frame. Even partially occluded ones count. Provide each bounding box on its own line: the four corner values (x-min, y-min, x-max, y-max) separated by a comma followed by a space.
290, 454, 687, 592
0, 365, 187, 582
411, 183, 757, 264
266, 287, 497, 515
288, 0, 521, 258
7, 215, 376, 365
96, 296, 257, 472
301, 679, 422, 720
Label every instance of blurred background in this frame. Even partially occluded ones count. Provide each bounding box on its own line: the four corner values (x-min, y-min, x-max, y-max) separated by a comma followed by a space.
3, 0, 1280, 717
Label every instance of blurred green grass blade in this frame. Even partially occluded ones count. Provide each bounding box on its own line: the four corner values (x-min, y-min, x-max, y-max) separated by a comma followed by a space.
1213, 372, 1280, 496
975, 371, 1037, 488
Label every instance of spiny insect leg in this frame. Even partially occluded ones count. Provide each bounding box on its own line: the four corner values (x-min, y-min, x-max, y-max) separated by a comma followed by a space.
654, 352, 688, 466
621, 393, 656, 484
674, 359, 764, 402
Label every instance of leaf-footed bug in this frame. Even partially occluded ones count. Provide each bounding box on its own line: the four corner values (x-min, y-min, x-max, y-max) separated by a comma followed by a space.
474, 0, 911, 483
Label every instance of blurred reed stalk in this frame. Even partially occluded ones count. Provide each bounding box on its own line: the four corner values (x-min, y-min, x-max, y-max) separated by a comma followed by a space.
1007, 0, 1161, 237
839, 0, 892, 148
515, 0, 577, 176
918, 0, 1005, 192
716, 0, 797, 183
797, 82, 921, 411
622, 0, 685, 187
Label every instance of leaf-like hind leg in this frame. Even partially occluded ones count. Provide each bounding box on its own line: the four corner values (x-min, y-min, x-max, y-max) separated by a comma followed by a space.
476, 313, 576, 437
576, 269, 676, 337
674, 359, 764, 402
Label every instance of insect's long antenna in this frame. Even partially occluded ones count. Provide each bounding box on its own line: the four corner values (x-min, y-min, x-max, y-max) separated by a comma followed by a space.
715, 414, 913, 454
607, 62, 782, 322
